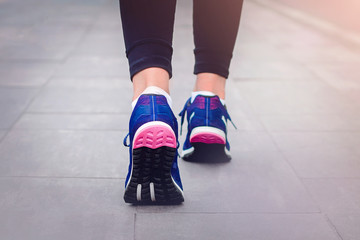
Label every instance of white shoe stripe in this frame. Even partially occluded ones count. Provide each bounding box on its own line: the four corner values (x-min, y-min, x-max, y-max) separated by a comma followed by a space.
136, 184, 142, 201
150, 182, 156, 202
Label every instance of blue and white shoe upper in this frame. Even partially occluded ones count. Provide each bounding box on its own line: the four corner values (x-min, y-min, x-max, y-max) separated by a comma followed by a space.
123, 94, 183, 191
179, 94, 236, 158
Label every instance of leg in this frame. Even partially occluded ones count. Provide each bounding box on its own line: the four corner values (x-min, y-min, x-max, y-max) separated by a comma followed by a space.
179, 0, 243, 162
132, 67, 170, 100
119, 0, 176, 99
193, 0, 243, 99
119, 0, 184, 204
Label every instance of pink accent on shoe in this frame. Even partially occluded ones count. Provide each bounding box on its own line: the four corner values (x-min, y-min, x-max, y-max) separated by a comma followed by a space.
210, 97, 222, 110
193, 97, 205, 109
133, 125, 176, 149
190, 132, 226, 144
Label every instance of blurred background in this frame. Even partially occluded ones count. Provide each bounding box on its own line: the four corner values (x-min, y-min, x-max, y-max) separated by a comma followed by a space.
272, 0, 360, 33
0, 0, 360, 240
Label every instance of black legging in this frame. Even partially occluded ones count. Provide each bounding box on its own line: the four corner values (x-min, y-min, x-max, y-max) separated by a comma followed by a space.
119, 0, 243, 80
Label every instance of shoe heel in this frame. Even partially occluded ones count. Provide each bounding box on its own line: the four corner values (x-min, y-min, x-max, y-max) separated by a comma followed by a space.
189, 126, 226, 145
124, 121, 184, 204
184, 127, 230, 162
133, 121, 177, 149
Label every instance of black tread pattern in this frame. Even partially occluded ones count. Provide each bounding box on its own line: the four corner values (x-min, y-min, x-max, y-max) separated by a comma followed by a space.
124, 146, 184, 205
182, 143, 231, 163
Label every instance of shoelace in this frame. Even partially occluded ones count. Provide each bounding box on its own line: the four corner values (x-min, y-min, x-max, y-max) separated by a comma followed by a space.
178, 98, 191, 135
178, 97, 237, 135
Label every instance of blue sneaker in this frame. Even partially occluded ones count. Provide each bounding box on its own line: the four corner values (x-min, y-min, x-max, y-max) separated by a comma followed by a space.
123, 94, 184, 204
179, 94, 236, 162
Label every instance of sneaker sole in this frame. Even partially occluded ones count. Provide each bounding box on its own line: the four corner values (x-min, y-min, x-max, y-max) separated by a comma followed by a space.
182, 143, 231, 162
124, 122, 184, 204
183, 127, 231, 162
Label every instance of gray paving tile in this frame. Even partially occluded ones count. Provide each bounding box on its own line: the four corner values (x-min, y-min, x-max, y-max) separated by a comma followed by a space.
305, 62, 360, 105
234, 42, 291, 62
281, 44, 360, 63
282, 145, 360, 178
1, 21, 89, 60
174, 0, 192, 27
231, 61, 318, 80
0, 0, 102, 60
0, 26, 23, 52
303, 179, 360, 214
269, 132, 360, 152
343, 89, 360, 106
43, 3, 106, 24
228, 131, 279, 151
306, 63, 360, 91
244, 2, 339, 47
0, 61, 58, 87
0, 3, 50, 28
327, 214, 360, 240
14, 113, 129, 130
138, 150, 318, 213
28, 77, 132, 113
225, 79, 267, 131
73, 29, 125, 58
0, 88, 39, 129
0, 130, 6, 141
93, 5, 125, 30
227, 112, 266, 131
0, 130, 127, 178
54, 57, 128, 77
235, 80, 359, 115
261, 114, 360, 131
173, 27, 194, 52
135, 213, 339, 240
0, 178, 134, 240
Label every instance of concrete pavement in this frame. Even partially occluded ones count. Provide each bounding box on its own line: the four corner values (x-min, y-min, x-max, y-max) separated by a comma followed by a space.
1, 0, 360, 239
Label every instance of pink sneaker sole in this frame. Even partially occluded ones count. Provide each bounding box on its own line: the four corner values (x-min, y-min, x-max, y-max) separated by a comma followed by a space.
133, 124, 177, 149
190, 132, 226, 145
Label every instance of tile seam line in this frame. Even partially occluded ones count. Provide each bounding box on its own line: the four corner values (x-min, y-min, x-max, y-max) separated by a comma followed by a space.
20, 112, 129, 115
0, 74, 60, 142
260, 112, 324, 213
323, 213, 344, 240
0, 176, 125, 180
58, 2, 103, 63
133, 213, 137, 240
267, 138, 324, 214
264, 130, 360, 133
301, 177, 360, 180
12, 128, 127, 132
249, 0, 360, 49
25, 111, 131, 115
135, 212, 323, 215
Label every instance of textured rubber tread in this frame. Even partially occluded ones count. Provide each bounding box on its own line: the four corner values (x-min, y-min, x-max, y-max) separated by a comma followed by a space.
124, 146, 184, 205
182, 143, 231, 163
133, 124, 177, 149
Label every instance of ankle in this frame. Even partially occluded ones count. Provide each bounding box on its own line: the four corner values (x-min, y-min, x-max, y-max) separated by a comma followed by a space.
132, 67, 170, 100
194, 73, 226, 99
132, 86, 173, 110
